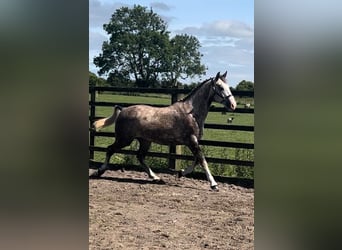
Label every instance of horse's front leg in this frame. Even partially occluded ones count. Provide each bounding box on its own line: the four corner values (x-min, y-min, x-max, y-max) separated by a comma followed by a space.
187, 135, 218, 190
199, 154, 218, 190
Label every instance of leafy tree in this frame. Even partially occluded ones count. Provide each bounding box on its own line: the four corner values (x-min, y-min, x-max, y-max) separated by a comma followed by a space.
183, 82, 198, 90
235, 80, 254, 91
94, 5, 206, 87
89, 71, 108, 87
106, 69, 134, 87
94, 5, 169, 87
163, 34, 206, 87
89, 71, 97, 86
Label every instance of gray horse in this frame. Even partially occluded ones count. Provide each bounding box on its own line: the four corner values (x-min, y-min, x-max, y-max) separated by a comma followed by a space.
91, 71, 236, 190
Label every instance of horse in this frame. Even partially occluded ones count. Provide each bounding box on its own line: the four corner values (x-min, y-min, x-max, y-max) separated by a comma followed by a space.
90, 71, 236, 190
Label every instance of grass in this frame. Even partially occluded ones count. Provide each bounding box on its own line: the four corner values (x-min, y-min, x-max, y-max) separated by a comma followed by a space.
90, 93, 254, 179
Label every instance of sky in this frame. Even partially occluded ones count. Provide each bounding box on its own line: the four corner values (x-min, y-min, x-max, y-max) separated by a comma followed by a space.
89, 0, 254, 87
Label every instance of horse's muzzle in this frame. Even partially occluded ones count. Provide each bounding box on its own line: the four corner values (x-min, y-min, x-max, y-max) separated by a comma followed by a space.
222, 95, 236, 111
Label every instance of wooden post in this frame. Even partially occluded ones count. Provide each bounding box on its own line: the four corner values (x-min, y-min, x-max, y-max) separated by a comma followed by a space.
168, 85, 184, 169
89, 86, 96, 160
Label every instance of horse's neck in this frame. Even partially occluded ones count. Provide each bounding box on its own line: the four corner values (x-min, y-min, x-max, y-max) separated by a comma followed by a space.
186, 81, 214, 128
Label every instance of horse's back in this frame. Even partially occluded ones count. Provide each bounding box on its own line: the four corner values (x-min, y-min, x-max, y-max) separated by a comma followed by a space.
115, 104, 199, 145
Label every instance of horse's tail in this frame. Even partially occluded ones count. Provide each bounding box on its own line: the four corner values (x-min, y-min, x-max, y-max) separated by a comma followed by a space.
92, 105, 122, 131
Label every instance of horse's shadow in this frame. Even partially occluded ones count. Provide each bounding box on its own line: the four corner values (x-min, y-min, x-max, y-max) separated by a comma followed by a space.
90, 174, 219, 192
89, 168, 254, 189
89, 175, 167, 186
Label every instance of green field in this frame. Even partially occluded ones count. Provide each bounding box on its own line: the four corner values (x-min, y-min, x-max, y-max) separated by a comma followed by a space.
90, 93, 254, 178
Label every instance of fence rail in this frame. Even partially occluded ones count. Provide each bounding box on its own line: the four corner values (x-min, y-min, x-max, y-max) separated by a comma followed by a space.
89, 86, 254, 175
89, 101, 254, 114
89, 86, 255, 97
91, 131, 254, 149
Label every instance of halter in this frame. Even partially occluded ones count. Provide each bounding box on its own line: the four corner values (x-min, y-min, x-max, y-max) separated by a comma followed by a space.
211, 78, 232, 99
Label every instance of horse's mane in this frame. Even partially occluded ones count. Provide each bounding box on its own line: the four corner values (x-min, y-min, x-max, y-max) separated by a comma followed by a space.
180, 77, 213, 102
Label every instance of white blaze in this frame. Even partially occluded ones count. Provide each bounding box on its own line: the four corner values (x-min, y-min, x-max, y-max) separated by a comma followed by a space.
216, 78, 237, 110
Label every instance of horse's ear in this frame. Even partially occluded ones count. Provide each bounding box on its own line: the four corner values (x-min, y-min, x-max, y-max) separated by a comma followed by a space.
215, 72, 220, 81
222, 71, 227, 78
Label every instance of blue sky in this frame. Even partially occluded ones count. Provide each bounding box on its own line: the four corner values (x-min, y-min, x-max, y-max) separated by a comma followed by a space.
90, 0, 254, 87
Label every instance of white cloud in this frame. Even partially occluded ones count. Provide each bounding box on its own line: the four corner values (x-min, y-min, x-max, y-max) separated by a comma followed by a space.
177, 20, 253, 38
199, 43, 254, 86
172, 20, 254, 85
198, 37, 240, 48
208, 20, 253, 38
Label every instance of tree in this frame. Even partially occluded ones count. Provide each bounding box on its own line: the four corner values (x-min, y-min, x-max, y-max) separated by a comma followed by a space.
89, 71, 97, 87
94, 5, 169, 87
235, 80, 254, 91
94, 5, 206, 87
164, 34, 206, 87
89, 71, 108, 87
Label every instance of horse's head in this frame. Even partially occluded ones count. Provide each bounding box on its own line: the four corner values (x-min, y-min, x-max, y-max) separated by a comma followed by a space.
211, 71, 237, 111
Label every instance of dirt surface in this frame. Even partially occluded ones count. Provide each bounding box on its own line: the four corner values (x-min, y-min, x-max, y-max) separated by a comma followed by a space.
89, 170, 254, 250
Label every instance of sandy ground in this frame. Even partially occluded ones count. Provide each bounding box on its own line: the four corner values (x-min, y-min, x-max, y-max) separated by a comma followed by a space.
89, 169, 254, 249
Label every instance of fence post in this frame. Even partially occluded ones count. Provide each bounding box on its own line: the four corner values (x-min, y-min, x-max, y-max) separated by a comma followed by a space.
89, 86, 96, 160
169, 85, 184, 169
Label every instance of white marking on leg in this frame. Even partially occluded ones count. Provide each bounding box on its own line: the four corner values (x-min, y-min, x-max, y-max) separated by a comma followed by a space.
141, 163, 160, 180
149, 170, 160, 180
202, 160, 218, 187
188, 135, 217, 188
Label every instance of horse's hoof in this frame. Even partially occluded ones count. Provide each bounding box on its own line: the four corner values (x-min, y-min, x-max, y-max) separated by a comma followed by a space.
89, 171, 99, 179
211, 185, 219, 191
89, 170, 103, 179
177, 170, 184, 178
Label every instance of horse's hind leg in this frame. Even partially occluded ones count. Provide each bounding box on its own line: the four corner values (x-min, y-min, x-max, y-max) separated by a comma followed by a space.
137, 139, 160, 180
90, 143, 116, 178
90, 138, 131, 178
